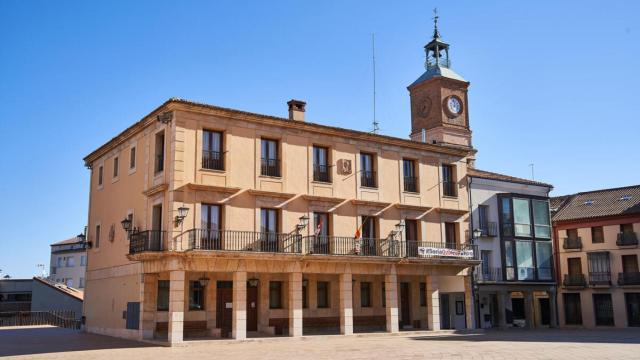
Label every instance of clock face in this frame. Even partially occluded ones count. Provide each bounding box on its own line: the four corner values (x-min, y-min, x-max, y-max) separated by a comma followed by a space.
447, 96, 462, 116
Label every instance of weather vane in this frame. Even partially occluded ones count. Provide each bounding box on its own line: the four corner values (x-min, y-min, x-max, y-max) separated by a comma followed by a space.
432, 8, 440, 39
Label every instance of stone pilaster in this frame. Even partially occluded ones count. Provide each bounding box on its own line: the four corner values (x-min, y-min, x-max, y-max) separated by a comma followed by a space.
168, 270, 185, 345
524, 291, 534, 329
463, 275, 474, 329
339, 272, 353, 335
140, 273, 157, 340
288, 272, 303, 337
385, 268, 399, 333
232, 271, 247, 339
426, 275, 440, 331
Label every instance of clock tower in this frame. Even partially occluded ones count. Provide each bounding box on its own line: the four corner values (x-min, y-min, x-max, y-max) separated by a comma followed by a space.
408, 12, 471, 147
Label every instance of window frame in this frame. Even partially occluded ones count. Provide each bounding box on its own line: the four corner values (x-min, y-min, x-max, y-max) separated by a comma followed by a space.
260, 138, 280, 177
359, 152, 377, 188
360, 281, 372, 308
317, 281, 330, 308
441, 164, 457, 197
188, 281, 205, 311
402, 158, 418, 193
269, 281, 283, 309
113, 156, 119, 179
157, 280, 170, 311
312, 145, 331, 183
129, 146, 136, 171
202, 129, 224, 171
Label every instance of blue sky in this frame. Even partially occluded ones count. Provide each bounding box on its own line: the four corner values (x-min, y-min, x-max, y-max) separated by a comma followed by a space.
1, 1, 638, 278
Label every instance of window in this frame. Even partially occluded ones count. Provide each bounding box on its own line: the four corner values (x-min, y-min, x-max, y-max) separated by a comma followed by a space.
113, 156, 119, 178
360, 153, 376, 187
588, 252, 611, 284
504, 241, 515, 280
420, 282, 427, 307
261, 208, 279, 251
312, 212, 330, 253
536, 242, 553, 280
403, 159, 418, 192
80, 255, 86, 266
405, 219, 418, 241
500, 197, 513, 237
567, 257, 582, 275
157, 280, 169, 311
593, 294, 614, 326
203, 130, 224, 170
189, 281, 205, 310
57, 257, 63, 268
360, 282, 371, 307
154, 131, 165, 174
478, 205, 489, 234
261, 139, 280, 177
513, 198, 531, 237
381, 282, 386, 307
567, 229, 578, 239
516, 240, 534, 280
317, 281, 329, 308
532, 200, 550, 238
269, 281, 282, 309
441, 164, 456, 197
621, 223, 634, 234
200, 204, 221, 249
563, 293, 582, 325
95, 224, 101, 248
313, 146, 330, 182
481, 250, 491, 277
79, 277, 85, 288
445, 222, 457, 247
590, 226, 604, 244
129, 146, 136, 170
625, 293, 640, 327
622, 255, 639, 273
66, 257, 75, 267
97, 165, 103, 187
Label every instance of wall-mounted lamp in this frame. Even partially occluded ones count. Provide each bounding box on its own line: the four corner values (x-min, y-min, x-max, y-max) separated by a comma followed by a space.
248, 278, 259, 287
198, 274, 210, 287
302, 279, 309, 287
174, 205, 189, 227
473, 228, 483, 240
296, 215, 309, 233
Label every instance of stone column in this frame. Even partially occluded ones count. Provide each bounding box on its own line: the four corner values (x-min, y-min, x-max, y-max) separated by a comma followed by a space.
463, 275, 474, 329
289, 272, 303, 337
385, 269, 399, 333
232, 271, 247, 340
426, 275, 440, 331
497, 291, 508, 329
339, 273, 353, 335
524, 291, 534, 329
547, 289, 558, 328
168, 270, 185, 345
140, 273, 157, 340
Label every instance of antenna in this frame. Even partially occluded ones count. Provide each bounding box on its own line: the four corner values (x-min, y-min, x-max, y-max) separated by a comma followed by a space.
529, 163, 535, 180
371, 33, 379, 134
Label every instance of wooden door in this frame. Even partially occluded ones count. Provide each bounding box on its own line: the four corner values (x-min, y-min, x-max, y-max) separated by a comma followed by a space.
440, 294, 451, 329
400, 282, 411, 327
216, 281, 233, 338
247, 282, 258, 332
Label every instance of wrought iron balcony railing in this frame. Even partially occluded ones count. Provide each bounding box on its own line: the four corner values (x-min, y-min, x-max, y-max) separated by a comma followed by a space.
475, 267, 503, 282
360, 170, 377, 188
202, 150, 224, 170
618, 272, 640, 286
617, 232, 638, 246
589, 271, 611, 286
442, 181, 457, 197
129, 230, 167, 254
563, 274, 586, 287
304, 236, 396, 257
403, 176, 418, 193
260, 158, 281, 177
563, 237, 582, 250
187, 229, 301, 254
313, 164, 331, 183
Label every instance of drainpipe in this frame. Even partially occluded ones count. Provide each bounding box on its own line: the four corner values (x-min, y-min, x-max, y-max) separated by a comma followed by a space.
468, 176, 481, 329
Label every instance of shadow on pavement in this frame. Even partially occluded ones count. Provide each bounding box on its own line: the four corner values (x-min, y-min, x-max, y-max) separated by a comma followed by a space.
0, 326, 155, 357
409, 328, 640, 344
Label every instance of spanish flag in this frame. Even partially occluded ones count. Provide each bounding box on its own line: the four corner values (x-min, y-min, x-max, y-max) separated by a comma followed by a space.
354, 217, 366, 239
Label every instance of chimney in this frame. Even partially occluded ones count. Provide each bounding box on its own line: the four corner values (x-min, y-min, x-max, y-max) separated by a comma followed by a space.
287, 99, 306, 121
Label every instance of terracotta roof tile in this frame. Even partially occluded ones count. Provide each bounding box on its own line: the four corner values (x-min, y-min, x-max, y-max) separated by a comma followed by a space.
467, 168, 553, 188
51, 236, 84, 246
552, 184, 640, 222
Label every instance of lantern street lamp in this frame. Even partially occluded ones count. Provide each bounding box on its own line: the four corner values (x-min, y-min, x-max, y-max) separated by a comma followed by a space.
198, 274, 210, 288
175, 205, 189, 226
473, 228, 483, 240
296, 215, 309, 232
121, 217, 132, 232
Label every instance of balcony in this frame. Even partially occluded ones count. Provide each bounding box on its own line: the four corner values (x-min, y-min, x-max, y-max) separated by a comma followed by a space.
589, 271, 611, 286
403, 176, 418, 193
129, 230, 167, 254
475, 267, 503, 282
202, 150, 224, 170
313, 164, 331, 183
618, 272, 640, 286
129, 230, 479, 262
478, 222, 498, 237
563, 237, 582, 250
563, 274, 586, 287
442, 181, 457, 197
617, 232, 638, 246
360, 171, 377, 188
260, 158, 281, 177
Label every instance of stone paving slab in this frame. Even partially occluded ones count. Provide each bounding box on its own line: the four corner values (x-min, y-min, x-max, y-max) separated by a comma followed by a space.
1, 326, 640, 360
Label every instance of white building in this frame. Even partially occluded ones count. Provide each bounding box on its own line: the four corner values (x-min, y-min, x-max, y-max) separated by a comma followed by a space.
49, 235, 88, 289
468, 168, 557, 329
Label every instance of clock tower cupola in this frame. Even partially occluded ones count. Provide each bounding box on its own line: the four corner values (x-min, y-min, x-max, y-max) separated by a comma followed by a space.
408, 10, 471, 147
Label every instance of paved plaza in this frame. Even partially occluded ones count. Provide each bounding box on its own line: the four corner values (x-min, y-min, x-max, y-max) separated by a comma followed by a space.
1, 326, 640, 360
